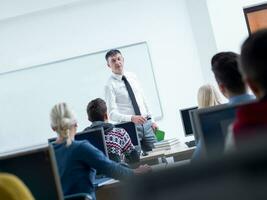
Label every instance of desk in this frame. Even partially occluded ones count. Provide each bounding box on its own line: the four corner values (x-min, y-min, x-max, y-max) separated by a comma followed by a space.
96, 181, 121, 200
139, 145, 195, 165
165, 145, 195, 162
139, 150, 165, 165
96, 146, 195, 200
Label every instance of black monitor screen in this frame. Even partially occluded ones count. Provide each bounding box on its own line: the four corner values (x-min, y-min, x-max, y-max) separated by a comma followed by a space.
75, 128, 108, 158
48, 137, 56, 143
0, 145, 63, 200
198, 105, 236, 157
180, 107, 198, 136
115, 122, 139, 146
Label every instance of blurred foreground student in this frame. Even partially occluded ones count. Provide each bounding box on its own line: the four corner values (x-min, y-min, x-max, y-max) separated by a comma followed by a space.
0, 173, 34, 200
83, 98, 140, 164
50, 102, 150, 200
227, 29, 267, 148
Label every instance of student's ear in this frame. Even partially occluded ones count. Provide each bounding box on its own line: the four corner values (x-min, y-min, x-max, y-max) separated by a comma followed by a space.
218, 83, 227, 98
104, 112, 109, 121
246, 77, 262, 98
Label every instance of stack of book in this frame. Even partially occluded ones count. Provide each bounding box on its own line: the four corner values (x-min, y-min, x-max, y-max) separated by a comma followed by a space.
152, 138, 180, 152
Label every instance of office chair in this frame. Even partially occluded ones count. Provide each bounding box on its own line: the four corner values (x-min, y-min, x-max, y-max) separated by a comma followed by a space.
65, 193, 92, 200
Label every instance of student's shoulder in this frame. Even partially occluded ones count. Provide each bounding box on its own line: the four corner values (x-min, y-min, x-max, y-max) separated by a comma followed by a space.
72, 140, 93, 151
111, 127, 127, 136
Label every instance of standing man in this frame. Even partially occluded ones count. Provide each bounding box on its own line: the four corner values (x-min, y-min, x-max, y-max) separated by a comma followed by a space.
104, 49, 157, 152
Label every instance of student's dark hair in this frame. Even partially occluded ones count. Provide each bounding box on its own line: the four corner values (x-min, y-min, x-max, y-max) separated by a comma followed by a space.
240, 29, 267, 92
87, 98, 107, 122
105, 49, 121, 61
211, 52, 246, 94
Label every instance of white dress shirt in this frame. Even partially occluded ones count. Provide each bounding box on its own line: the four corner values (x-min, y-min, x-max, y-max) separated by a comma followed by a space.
105, 71, 152, 123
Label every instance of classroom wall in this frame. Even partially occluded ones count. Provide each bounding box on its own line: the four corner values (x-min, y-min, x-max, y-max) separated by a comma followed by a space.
0, 0, 79, 20
206, 0, 267, 52
0, 0, 204, 152
186, 0, 218, 86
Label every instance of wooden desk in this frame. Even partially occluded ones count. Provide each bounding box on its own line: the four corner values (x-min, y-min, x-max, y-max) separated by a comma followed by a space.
96, 181, 121, 200
96, 146, 195, 200
139, 150, 165, 165
138, 145, 195, 166
164, 145, 195, 162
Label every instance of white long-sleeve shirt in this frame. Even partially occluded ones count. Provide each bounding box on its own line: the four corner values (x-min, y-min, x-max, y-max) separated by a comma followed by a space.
105, 71, 152, 123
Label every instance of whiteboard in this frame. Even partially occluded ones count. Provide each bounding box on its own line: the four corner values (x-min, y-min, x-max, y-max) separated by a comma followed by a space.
0, 42, 162, 152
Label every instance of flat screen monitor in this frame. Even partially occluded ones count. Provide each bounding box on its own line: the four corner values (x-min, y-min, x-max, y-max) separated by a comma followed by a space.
195, 104, 237, 157
48, 128, 108, 158
244, 3, 267, 34
189, 109, 200, 142
76, 127, 109, 158
180, 106, 198, 137
0, 144, 64, 200
115, 122, 140, 147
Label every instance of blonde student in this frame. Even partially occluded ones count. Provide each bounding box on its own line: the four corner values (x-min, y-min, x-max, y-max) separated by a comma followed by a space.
50, 102, 150, 200
197, 84, 222, 108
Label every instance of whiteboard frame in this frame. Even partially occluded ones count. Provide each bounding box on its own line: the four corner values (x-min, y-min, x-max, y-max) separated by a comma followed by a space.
0, 41, 163, 120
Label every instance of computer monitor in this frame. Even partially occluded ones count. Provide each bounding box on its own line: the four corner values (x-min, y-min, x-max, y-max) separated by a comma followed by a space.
48, 128, 108, 158
48, 137, 56, 143
115, 122, 140, 147
76, 127, 109, 158
189, 109, 200, 142
0, 144, 64, 200
195, 104, 237, 158
180, 106, 198, 137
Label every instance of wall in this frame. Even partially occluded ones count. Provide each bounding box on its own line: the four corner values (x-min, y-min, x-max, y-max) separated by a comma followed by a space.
186, 0, 218, 85
0, 0, 80, 20
206, 0, 267, 53
0, 0, 204, 152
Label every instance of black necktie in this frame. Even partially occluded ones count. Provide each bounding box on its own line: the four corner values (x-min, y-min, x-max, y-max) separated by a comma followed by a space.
122, 75, 141, 115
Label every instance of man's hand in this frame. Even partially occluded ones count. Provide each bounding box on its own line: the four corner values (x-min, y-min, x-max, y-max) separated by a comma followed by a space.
131, 115, 147, 124
151, 122, 158, 132
133, 164, 152, 175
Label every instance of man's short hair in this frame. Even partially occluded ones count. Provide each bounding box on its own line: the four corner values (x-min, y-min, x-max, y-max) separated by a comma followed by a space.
87, 98, 107, 122
240, 29, 267, 92
211, 52, 246, 94
105, 49, 121, 61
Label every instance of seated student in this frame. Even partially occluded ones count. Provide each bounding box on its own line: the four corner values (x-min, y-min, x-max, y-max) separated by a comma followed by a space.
83, 98, 140, 164
211, 51, 255, 104
192, 84, 222, 160
228, 29, 267, 148
192, 52, 254, 160
50, 102, 150, 200
197, 84, 222, 108
0, 173, 34, 200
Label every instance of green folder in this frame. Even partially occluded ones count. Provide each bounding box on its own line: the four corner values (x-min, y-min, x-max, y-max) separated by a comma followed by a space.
155, 129, 165, 141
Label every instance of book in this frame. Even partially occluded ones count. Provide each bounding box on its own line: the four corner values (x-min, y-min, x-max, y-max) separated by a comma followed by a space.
154, 138, 180, 148
152, 138, 180, 151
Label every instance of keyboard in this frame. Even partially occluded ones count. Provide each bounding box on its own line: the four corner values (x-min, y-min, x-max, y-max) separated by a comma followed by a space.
185, 140, 196, 148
